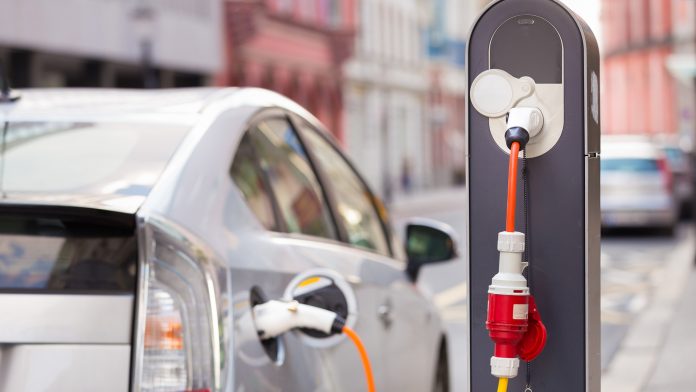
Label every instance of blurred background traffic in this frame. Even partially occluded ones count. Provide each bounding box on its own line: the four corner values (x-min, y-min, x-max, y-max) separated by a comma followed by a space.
2, 0, 696, 390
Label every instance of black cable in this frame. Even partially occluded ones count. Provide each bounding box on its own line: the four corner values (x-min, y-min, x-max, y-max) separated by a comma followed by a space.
0, 121, 7, 199
522, 149, 532, 390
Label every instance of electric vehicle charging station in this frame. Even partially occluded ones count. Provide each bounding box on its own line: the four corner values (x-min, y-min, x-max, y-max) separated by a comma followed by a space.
467, 1, 600, 391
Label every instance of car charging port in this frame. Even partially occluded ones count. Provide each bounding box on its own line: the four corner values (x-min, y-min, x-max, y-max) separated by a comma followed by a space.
281, 270, 358, 344
250, 289, 374, 392
290, 276, 349, 338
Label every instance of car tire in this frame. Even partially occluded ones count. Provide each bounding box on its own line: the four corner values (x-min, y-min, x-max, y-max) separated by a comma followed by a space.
433, 340, 450, 392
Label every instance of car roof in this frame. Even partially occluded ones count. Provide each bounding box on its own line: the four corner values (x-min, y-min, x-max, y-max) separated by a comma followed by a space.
0, 87, 324, 214
602, 139, 663, 159
0, 87, 319, 122
0, 88, 236, 124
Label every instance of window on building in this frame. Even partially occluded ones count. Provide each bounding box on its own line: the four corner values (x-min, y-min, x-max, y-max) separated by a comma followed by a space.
298, 124, 391, 256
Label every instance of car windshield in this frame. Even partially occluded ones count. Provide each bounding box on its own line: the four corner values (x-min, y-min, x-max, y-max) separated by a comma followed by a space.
0, 122, 190, 196
601, 158, 659, 172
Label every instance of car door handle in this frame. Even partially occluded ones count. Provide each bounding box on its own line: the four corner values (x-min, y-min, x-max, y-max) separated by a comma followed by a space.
377, 302, 393, 329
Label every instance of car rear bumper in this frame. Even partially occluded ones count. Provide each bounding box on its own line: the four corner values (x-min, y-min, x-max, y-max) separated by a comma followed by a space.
601, 209, 676, 228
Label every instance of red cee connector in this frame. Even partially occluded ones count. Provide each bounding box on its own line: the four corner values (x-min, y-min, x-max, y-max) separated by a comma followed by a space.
487, 292, 547, 361
486, 141, 547, 380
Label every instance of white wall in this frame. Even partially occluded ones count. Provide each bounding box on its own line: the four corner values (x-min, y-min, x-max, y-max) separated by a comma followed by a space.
0, 0, 222, 73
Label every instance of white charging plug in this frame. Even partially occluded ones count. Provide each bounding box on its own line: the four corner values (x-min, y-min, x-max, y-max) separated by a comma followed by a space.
252, 300, 342, 339
507, 107, 544, 140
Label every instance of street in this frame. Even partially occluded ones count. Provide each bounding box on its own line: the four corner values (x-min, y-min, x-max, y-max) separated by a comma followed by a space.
600, 225, 693, 370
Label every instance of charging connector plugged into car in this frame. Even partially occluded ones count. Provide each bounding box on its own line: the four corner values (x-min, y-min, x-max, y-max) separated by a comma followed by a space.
252, 300, 376, 392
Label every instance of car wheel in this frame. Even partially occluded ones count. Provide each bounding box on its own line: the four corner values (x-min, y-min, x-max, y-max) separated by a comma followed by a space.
433, 340, 450, 392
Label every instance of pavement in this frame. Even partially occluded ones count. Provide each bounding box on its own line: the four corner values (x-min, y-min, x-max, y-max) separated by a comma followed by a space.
602, 225, 696, 392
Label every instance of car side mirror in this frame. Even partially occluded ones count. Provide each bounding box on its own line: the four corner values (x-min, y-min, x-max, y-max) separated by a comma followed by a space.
405, 218, 459, 281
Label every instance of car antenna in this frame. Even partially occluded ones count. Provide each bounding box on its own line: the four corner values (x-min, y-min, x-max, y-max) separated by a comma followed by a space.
0, 62, 20, 103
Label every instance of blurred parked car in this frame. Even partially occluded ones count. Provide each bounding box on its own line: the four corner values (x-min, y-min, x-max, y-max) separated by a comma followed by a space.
601, 136, 678, 234
0, 88, 455, 392
659, 142, 693, 216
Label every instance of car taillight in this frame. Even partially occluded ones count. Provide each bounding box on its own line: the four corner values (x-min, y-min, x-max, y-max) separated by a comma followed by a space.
135, 222, 222, 392
142, 285, 188, 391
657, 158, 673, 192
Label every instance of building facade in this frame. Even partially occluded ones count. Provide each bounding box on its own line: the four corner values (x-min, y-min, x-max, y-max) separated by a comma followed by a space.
425, 0, 477, 188
218, 0, 356, 142
342, 0, 483, 200
601, 0, 677, 135
342, 0, 430, 200
0, 0, 222, 88
667, 0, 696, 147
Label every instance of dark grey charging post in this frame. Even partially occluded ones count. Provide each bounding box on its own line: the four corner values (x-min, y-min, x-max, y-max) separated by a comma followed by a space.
467, 1, 601, 391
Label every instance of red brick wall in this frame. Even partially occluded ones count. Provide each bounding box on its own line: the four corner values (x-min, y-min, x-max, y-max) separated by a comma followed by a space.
601, 0, 676, 135
218, 0, 356, 143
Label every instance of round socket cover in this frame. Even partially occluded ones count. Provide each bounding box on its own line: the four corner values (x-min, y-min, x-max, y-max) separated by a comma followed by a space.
470, 69, 535, 118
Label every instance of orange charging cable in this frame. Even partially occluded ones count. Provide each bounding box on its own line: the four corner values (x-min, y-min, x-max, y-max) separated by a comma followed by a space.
506, 141, 521, 232
343, 326, 376, 392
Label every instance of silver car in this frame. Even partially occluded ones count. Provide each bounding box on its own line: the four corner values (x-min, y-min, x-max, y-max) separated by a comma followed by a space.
0, 88, 454, 392
601, 136, 678, 233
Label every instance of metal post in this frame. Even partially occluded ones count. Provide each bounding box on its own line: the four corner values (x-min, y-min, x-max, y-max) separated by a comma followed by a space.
466, 1, 601, 391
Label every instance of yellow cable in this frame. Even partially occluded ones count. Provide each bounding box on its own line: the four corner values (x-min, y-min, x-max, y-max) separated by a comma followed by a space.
497, 377, 508, 392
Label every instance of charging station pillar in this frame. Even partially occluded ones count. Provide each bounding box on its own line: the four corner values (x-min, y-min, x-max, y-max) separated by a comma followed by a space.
467, 1, 600, 391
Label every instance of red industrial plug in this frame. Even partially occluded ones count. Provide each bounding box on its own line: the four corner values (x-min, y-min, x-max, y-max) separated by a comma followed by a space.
485, 230, 547, 378
486, 140, 547, 380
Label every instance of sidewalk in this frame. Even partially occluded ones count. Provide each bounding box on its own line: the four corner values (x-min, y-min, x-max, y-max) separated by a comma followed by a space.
602, 228, 696, 391
643, 269, 696, 391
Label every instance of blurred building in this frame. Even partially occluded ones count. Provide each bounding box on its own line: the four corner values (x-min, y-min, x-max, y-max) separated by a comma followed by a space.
667, 0, 696, 148
601, 0, 677, 135
342, 0, 430, 200
0, 0, 222, 88
426, 0, 478, 188
343, 0, 483, 200
218, 0, 356, 141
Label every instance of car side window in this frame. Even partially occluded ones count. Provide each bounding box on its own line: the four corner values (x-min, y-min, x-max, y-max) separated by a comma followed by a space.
245, 118, 336, 239
230, 132, 278, 231
298, 124, 391, 256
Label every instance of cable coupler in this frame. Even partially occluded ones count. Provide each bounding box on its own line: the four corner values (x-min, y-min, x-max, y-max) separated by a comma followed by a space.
252, 300, 344, 339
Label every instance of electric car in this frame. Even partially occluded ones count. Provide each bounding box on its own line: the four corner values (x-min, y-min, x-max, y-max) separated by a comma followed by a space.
601, 136, 678, 233
0, 88, 456, 392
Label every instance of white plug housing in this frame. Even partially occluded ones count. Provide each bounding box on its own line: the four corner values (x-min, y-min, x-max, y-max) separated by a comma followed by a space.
252, 300, 338, 339
507, 107, 544, 140
491, 356, 520, 378
489, 231, 529, 296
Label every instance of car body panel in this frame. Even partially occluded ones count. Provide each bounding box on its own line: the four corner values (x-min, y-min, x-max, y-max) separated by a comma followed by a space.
0, 345, 131, 392
0, 294, 132, 344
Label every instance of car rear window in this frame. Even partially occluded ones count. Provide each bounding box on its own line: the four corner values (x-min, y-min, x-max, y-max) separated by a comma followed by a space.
0, 215, 136, 293
1, 122, 189, 196
601, 159, 659, 172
